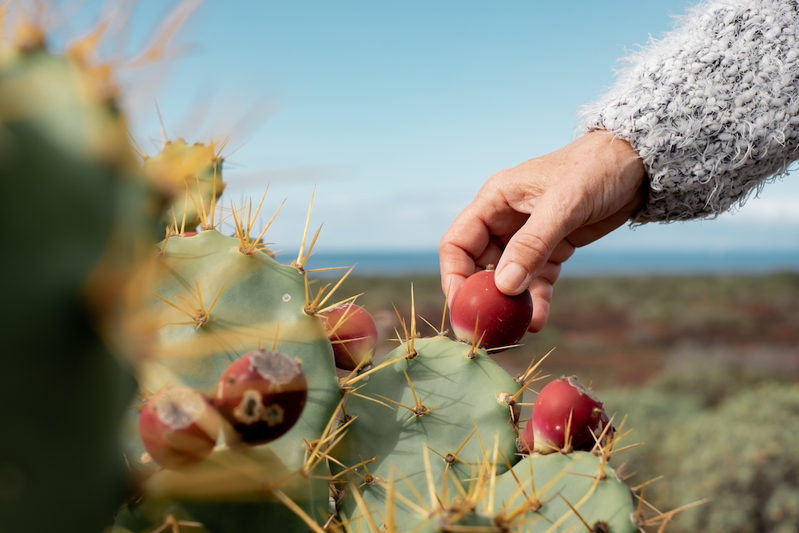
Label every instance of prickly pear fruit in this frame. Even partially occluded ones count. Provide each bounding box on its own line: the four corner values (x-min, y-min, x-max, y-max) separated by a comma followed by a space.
519, 422, 535, 454
450, 266, 533, 349
139, 387, 220, 469
529, 376, 608, 454
321, 303, 378, 370
215, 349, 308, 445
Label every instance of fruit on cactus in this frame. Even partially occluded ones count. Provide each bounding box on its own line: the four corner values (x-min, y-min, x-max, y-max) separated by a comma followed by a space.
526, 376, 609, 454
321, 303, 378, 370
215, 349, 308, 445
331, 335, 522, 530
139, 387, 221, 469
137, 228, 342, 470
450, 266, 533, 349
120, 226, 343, 531
519, 422, 535, 454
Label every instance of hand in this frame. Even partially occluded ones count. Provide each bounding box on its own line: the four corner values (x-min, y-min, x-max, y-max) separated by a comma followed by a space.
439, 131, 647, 332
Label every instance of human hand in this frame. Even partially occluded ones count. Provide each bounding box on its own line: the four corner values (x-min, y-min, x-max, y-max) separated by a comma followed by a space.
439, 131, 647, 333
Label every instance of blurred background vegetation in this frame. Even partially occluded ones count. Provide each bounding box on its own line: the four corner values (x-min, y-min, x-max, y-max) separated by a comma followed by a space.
333, 272, 799, 533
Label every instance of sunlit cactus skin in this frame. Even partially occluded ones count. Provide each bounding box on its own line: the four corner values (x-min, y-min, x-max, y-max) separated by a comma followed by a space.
379, 453, 636, 533
117, 228, 342, 531
327, 333, 638, 532
130, 228, 342, 468
487, 452, 636, 533
143, 139, 225, 234
115, 446, 329, 533
331, 335, 522, 529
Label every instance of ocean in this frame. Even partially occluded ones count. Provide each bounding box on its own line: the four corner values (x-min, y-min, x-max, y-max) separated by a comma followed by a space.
280, 249, 799, 278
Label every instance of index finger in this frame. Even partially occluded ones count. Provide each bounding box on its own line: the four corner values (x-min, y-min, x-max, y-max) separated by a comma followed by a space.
438, 202, 493, 305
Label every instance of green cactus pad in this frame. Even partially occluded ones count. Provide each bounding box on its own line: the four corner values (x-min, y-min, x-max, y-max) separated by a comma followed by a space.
129, 229, 342, 469
118, 229, 343, 531
355, 451, 637, 532
114, 446, 329, 533
486, 451, 636, 533
0, 45, 154, 533
332, 336, 522, 530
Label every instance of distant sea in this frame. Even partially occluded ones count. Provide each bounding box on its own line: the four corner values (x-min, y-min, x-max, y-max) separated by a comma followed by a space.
280, 249, 799, 277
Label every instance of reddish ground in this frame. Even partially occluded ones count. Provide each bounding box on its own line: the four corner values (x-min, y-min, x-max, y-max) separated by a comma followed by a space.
338, 273, 799, 391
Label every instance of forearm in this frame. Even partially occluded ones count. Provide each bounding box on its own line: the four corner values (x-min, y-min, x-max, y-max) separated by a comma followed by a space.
579, 0, 799, 223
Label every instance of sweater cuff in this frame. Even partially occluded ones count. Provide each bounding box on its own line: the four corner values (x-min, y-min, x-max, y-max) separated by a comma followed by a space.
578, 0, 799, 224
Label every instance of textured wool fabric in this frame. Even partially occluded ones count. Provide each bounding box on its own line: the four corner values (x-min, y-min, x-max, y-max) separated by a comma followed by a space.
579, 0, 799, 223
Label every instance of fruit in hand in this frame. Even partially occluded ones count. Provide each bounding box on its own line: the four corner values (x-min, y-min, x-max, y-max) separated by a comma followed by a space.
450, 266, 533, 349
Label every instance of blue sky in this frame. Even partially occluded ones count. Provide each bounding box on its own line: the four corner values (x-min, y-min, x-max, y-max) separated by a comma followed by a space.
61, 0, 799, 254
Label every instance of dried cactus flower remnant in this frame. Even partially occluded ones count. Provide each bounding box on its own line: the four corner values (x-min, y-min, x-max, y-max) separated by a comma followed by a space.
215, 349, 308, 445
138, 387, 221, 469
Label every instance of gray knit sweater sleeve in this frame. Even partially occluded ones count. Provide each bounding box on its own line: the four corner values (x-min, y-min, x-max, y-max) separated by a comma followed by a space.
578, 0, 799, 223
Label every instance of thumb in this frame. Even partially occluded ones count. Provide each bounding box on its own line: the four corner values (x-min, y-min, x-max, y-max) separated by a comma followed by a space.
494, 194, 576, 295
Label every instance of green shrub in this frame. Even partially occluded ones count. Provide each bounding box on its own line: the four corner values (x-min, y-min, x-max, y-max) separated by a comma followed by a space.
603, 373, 799, 533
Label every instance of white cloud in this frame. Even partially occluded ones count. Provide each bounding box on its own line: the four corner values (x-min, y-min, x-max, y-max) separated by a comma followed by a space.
721, 196, 799, 224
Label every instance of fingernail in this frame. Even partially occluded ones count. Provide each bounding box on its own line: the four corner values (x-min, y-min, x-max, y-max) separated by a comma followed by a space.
495, 262, 528, 294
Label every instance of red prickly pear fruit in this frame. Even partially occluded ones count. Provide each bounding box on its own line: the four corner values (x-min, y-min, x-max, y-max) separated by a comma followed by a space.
450, 267, 533, 350
321, 303, 378, 370
519, 421, 535, 454
215, 349, 308, 445
180, 231, 198, 237
529, 376, 608, 454
138, 387, 221, 470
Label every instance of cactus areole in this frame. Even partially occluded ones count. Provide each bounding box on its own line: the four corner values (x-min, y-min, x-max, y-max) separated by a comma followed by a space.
527, 376, 608, 454
215, 349, 308, 445
138, 387, 221, 470
321, 303, 378, 370
450, 266, 533, 349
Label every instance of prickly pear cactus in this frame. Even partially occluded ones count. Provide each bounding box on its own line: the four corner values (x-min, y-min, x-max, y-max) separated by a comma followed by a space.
0, 21, 157, 533
487, 452, 635, 532
115, 196, 344, 531
129, 228, 343, 467
0, 14, 691, 533
329, 319, 638, 532
112, 176, 688, 532
331, 335, 522, 530
115, 446, 329, 533
143, 139, 225, 233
